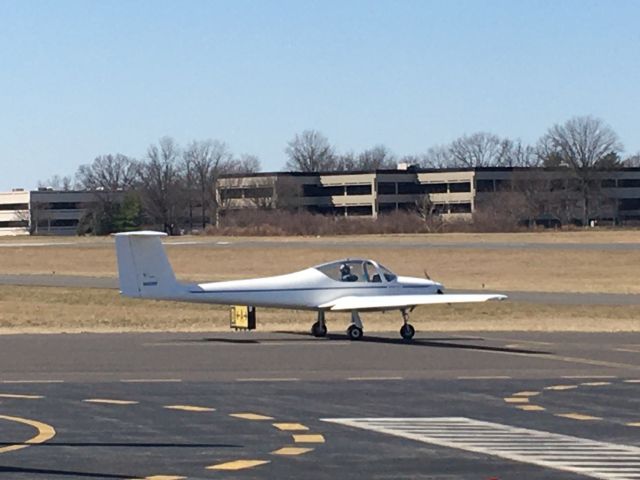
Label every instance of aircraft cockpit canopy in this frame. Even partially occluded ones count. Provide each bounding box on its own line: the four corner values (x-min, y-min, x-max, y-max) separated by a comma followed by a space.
314, 259, 397, 283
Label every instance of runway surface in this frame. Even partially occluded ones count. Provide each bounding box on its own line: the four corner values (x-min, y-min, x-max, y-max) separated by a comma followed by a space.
2, 237, 640, 251
0, 331, 639, 479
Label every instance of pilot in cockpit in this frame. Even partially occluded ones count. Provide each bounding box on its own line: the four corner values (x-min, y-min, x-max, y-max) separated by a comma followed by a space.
340, 263, 358, 282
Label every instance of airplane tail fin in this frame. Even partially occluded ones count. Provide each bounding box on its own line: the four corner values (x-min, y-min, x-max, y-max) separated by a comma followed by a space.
113, 231, 182, 298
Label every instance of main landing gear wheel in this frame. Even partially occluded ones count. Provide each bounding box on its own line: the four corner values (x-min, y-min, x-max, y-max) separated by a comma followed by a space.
347, 324, 363, 341
400, 323, 415, 341
311, 321, 327, 337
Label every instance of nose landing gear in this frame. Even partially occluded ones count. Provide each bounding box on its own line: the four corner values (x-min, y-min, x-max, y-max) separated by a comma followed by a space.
400, 309, 415, 340
311, 311, 328, 337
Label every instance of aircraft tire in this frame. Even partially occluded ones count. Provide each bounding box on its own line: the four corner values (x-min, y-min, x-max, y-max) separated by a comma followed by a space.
311, 322, 327, 337
400, 324, 415, 340
347, 325, 363, 341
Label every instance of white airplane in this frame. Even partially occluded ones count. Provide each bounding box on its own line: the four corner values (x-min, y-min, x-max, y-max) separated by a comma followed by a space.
114, 231, 506, 340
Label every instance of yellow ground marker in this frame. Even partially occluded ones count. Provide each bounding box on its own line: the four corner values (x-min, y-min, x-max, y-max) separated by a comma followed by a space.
292, 434, 325, 443
544, 385, 578, 391
555, 413, 602, 421
83, 399, 139, 405
504, 397, 529, 403
163, 405, 215, 412
580, 381, 611, 386
272, 447, 314, 455
0, 414, 56, 454
207, 460, 270, 470
272, 423, 309, 431
516, 405, 546, 411
513, 391, 540, 397
142, 476, 186, 480
627, 422, 640, 427
229, 413, 274, 420
0, 394, 43, 399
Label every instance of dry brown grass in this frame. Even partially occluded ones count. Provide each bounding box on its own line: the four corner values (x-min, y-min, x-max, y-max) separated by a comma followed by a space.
1, 240, 638, 294
1, 285, 639, 333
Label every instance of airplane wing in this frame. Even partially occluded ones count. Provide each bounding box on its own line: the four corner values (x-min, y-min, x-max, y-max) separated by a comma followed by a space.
319, 293, 507, 311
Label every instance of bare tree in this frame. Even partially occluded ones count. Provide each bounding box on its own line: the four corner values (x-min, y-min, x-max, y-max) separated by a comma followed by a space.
538, 116, 623, 225
139, 136, 184, 234
623, 153, 640, 167
414, 145, 453, 168
228, 154, 261, 174
503, 140, 538, 167
37, 175, 73, 191
356, 145, 395, 170
76, 154, 139, 191
449, 132, 512, 167
181, 140, 231, 230
285, 130, 336, 172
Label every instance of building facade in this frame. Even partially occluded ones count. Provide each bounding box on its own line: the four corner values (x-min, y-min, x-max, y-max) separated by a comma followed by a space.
218, 167, 640, 225
0, 189, 117, 236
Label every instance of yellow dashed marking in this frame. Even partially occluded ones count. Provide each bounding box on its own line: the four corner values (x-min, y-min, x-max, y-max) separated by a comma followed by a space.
544, 385, 578, 391
83, 399, 139, 405
229, 413, 274, 420
272, 423, 309, 431
272, 446, 314, 455
207, 460, 270, 470
292, 434, 325, 443
555, 413, 602, 421
164, 405, 215, 412
516, 405, 546, 411
141, 476, 186, 480
513, 391, 539, 397
0, 394, 43, 399
504, 397, 529, 403
580, 381, 611, 386
0, 415, 56, 454
627, 422, 640, 427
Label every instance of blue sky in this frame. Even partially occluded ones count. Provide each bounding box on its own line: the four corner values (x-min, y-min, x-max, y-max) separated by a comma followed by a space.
1, 0, 639, 190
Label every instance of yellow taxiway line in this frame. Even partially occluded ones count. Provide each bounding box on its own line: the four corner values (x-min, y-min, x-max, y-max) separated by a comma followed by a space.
0, 414, 56, 454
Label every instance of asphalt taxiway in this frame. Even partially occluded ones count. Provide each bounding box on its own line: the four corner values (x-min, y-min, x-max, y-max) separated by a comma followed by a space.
0, 331, 639, 479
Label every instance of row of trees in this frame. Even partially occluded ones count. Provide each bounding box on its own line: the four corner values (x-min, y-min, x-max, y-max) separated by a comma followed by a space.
39, 115, 639, 234
284, 116, 639, 173
41, 137, 260, 234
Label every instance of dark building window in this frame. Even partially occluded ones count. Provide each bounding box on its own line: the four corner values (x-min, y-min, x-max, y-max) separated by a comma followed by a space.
220, 188, 244, 199
449, 203, 472, 213
618, 179, 640, 188
494, 179, 511, 191
0, 203, 29, 211
378, 202, 396, 212
448, 182, 471, 193
0, 220, 28, 228
347, 205, 372, 216
422, 183, 447, 194
49, 202, 80, 209
303, 185, 344, 197
601, 179, 616, 188
346, 185, 372, 195
619, 198, 640, 211
50, 219, 79, 227
243, 187, 273, 198
377, 182, 396, 194
397, 183, 423, 195
475, 179, 494, 192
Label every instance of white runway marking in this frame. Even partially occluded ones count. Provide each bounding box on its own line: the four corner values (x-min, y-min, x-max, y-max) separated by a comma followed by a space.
322, 417, 640, 480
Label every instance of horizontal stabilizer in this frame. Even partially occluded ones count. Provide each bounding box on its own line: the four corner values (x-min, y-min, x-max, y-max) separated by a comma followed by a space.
320, 293, 507, 311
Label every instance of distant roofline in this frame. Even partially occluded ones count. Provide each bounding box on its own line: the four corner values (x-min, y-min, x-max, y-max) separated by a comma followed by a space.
221, 166, 640, 179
